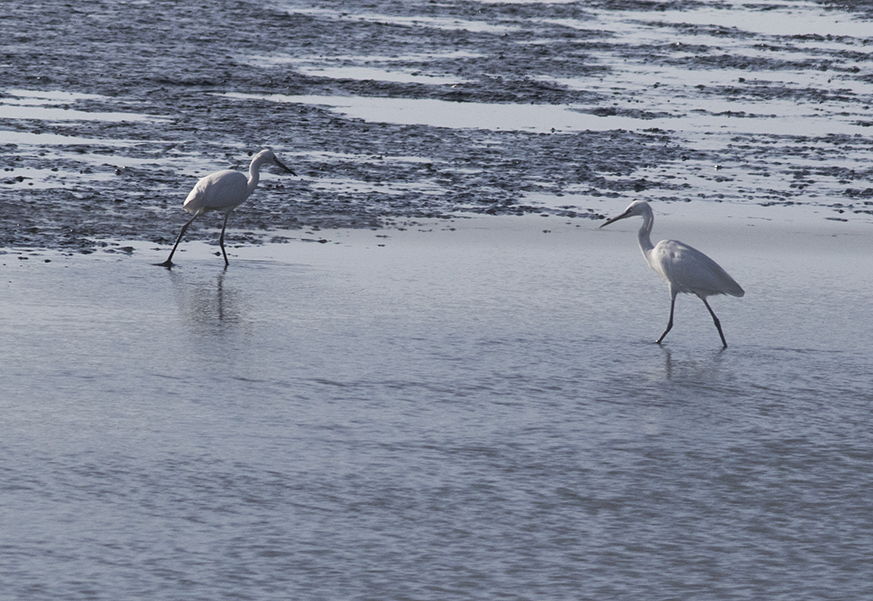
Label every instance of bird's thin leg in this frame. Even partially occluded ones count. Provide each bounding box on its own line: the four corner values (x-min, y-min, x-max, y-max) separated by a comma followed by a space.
656, 292, 677, 345
218, 211, 232, 268
702, 297, 728, 349
155, 213, 199, 268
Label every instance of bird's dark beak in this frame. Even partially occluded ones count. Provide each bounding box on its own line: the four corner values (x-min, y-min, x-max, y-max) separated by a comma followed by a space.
273, 157, 297, 176
600, 209, 630, 228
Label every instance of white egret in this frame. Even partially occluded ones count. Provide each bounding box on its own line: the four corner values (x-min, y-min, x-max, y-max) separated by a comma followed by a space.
156, 149, 296, 268
600, 200, 744, 348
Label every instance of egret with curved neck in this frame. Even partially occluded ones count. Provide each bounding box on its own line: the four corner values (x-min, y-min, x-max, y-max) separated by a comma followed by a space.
600, 200, 744, 348
156, 149, 296, 268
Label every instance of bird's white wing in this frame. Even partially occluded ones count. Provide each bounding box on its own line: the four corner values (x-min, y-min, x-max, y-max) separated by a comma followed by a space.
650, 240, 744, 297
183, 170, 249, 214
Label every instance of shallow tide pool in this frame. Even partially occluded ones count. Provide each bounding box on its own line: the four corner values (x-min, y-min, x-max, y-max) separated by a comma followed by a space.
2, 216, 871, 599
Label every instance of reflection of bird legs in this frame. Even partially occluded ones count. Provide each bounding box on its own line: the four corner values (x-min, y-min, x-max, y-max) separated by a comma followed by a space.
156, 213, 199, 268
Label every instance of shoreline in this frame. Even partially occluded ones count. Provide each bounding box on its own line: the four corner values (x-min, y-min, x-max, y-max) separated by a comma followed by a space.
3, 1, 873, 252
3, 200, 871, 264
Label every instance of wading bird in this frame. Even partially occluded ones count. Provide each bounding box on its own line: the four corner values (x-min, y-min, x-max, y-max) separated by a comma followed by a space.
156, 149, 296, 268
600, 200, 744, 348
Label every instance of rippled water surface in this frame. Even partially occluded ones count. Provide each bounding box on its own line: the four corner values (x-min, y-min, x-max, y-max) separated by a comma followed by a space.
2, 217, 872, 600
2, 0, 873, 598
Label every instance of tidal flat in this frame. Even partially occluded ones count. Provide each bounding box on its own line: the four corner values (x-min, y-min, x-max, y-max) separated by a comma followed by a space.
2, 1, 873, 599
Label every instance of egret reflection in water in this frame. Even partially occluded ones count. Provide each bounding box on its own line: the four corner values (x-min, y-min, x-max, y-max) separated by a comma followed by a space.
169, 269, 248, 330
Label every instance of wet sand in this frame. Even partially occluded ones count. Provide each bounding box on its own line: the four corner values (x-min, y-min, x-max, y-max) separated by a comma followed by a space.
2, 0, 873, 254
5, 207, 872, 352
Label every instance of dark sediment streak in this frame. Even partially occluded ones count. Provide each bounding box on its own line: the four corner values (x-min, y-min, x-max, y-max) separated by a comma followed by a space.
1, 0, 871, 253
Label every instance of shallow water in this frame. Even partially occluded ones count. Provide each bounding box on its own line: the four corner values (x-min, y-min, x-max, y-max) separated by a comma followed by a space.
2, 217, 872, 600
3, 0, 873, 597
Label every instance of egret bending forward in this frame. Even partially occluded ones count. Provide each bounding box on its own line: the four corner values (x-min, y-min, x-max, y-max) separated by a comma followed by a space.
600, 201, 744, 348
156, 149, 296, 268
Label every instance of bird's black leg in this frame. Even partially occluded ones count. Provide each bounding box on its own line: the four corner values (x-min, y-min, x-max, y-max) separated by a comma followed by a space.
702, 297, 728, 349
218, 211, 232, 268
656, 293, 677, 344
155, 213, 199, 268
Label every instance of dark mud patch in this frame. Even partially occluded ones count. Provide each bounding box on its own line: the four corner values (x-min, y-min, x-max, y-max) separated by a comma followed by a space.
1, 1, 872, 254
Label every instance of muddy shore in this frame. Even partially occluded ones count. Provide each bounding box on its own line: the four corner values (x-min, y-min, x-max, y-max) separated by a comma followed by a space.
1, 0, 872, 253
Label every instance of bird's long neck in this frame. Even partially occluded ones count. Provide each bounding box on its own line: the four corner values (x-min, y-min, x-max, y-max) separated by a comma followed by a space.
637, 209, 655, 258
246, 157, 266, 196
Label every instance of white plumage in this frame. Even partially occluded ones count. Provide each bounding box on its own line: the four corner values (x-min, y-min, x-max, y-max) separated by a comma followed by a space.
157, 149, 296, 267
183, 169, 251, 215
601, 200, 744, 348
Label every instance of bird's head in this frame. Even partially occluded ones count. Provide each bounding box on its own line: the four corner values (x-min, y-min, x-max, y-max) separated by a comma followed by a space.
600, 200, 651, 228
255, 149, 297, 176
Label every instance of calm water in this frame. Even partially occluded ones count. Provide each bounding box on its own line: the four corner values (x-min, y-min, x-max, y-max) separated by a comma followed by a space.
3, 1, 873, 596
2, 217, 872, 600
